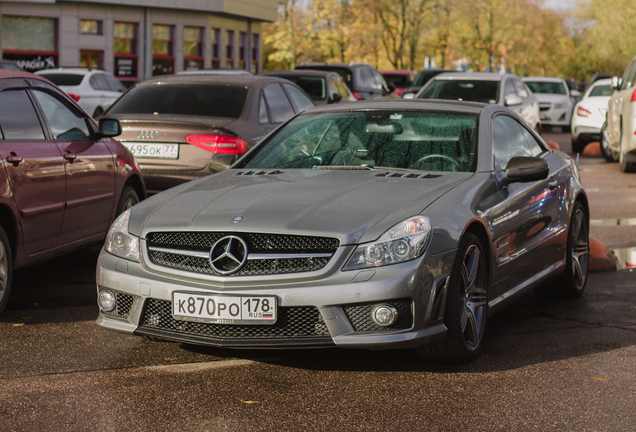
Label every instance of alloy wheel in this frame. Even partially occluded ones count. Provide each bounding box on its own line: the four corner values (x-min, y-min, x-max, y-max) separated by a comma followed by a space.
570, 207, 589, 291
459, 244, 487, 350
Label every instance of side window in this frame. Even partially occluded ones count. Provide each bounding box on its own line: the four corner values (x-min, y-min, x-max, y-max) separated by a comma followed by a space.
371, 69, 385, 91
103, 74, 125, 92
32, 90, 92, 141
259, 94, 269, 124
504, 79, 517, 97
328, 76, 338, 97
359, 68, 374, 89
0, 89, 46, 140
335, 77, 352, 98
518, 124, 545, 156
89, 74, 109, 91
513, 79, 528, 98
283, 83, 314, 113
493, 115, 536, 169
263, 84, 295, 124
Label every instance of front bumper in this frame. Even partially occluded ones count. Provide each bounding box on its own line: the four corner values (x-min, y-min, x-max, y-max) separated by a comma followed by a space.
96, 245, 455, 350
540, 108, 570, 126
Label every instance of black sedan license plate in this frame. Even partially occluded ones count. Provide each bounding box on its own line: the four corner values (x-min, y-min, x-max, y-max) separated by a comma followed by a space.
172, 292, 277, 325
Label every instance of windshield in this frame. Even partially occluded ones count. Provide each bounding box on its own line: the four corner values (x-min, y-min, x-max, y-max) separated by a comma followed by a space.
106, 83, 247, 117
524, 81, 567, 95
37, 73, 84, 86
418, 79, 499, 104
240, 111, 478, 172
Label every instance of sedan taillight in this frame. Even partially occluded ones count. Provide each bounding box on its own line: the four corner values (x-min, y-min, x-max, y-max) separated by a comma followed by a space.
631, 89, 636, 102
68, 93, 81, 102
351, 92, 362, 101
576, 106, 592, 117
186, 134, 247, 154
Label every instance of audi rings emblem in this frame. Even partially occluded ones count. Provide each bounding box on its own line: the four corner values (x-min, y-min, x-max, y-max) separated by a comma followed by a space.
137, 130, 159, 139
209, 236, 248, 275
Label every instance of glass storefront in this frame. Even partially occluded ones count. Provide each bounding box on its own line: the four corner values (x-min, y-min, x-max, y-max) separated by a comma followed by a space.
2, 16, 58, 72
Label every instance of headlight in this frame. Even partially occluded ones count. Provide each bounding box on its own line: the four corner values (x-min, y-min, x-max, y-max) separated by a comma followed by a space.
104, 208, 140, 262
554, 102, 568, 109
343, 216, 432, 270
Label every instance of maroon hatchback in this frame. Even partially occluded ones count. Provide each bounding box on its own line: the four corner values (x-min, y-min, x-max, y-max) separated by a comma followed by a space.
0, 70, 145, 314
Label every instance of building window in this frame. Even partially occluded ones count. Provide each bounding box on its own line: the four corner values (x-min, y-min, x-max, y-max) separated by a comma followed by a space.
211, 28, 220, 69
114, 22, 138, 79
238, 32, 247, 70
80, 50, 103, 68
80, 19, 102, 35
226, 30, 234, 69
183, 26, 203, 71
251, 33, 260, 74
152, 24, 174, 76
1, 16, 58, 72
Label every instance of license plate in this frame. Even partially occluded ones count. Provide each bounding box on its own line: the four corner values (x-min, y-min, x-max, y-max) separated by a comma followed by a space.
123, 142, 179, 159
172, 292, 277, 325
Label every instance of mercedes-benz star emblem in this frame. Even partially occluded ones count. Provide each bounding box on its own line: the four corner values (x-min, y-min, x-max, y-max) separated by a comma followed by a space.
232, 215, 244, 223
209, 236, 248, 275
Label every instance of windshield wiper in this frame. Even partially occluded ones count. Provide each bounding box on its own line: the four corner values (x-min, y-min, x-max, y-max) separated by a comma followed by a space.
312, 165, 375, 170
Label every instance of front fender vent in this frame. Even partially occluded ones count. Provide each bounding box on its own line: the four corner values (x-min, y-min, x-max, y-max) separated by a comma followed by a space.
376, 171, 441, 179
236, 170, 283, 176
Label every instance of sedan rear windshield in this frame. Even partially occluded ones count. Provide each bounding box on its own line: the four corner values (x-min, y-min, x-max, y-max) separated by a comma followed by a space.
383, 74, 411, 87
589, 84, 613, 97
240, 110, 478, 172
524, 81, 566, 95
418, 79, 499, 104
106, 83, 248, 118
37, 73, 84, 86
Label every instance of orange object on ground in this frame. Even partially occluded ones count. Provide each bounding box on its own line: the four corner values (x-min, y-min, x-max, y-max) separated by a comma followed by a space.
583, 142, 601, 157
589, 238, 617, 272
545, 140, 561, 151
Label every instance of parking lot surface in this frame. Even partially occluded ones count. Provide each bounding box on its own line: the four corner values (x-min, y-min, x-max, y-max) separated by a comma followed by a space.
1, 131, 635, 431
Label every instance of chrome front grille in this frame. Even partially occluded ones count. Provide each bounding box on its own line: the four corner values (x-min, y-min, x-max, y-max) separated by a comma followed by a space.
146, 232, 339, 276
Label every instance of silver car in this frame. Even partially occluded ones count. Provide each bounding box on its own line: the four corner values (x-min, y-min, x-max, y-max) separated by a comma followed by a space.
96, 100, 588, 363
416, 72, 541, 134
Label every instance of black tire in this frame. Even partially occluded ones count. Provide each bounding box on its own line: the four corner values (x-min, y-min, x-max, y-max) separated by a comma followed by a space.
0, 226, 14, 315
417, 232, 488, 363
93, 106, 104, 118
116, 186, 139, 216
538, 202, 589, 299
618, 119, 636, 172
600, 121, 617, 162
571, 137, 586, 153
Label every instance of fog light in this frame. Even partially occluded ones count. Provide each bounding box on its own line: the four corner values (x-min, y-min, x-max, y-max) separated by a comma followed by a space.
98, 290, 116, 312
371, 304, 398, 326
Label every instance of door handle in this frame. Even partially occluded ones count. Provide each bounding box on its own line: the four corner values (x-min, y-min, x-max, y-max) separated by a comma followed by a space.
64, 153, 77, 162
6, 155, 23, 165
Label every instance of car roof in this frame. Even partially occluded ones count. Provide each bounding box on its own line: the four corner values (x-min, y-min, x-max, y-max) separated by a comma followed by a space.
262, 70, 335, 78
0, 69, 52, 81
133, 73, 297, 87
522, 76, 565, 82
379, 70, 414, 75
588, 78, 613, 86
35, 67, 107, 75
431, 72, 515, 81
297, 62, 372, 70
177, 69, 253, 75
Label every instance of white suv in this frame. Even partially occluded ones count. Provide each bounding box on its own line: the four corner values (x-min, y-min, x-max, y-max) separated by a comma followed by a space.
604, 56, 636, 171
35, 67, 126, 118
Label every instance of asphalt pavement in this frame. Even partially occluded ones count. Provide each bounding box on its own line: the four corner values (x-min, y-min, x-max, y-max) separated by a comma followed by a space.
1, 131, 635, 431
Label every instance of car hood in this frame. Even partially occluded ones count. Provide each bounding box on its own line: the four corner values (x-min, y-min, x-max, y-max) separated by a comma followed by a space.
129, 169, 473, 244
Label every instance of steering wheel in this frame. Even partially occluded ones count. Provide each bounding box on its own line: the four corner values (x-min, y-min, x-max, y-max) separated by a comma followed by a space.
410, 154, 463, 171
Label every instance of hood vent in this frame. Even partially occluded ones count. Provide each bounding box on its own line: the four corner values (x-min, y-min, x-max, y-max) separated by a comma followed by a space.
236, 170, 283, 176
376, 171, 442, 179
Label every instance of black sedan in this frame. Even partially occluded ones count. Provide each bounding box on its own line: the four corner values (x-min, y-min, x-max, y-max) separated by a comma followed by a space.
100, 74, 315, 193
96, 99, 589, 363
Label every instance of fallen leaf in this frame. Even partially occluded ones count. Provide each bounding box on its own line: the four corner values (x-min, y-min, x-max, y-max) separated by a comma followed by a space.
242, 400, 260, 404
590, 377, 609, 381
13, 323, 24, 327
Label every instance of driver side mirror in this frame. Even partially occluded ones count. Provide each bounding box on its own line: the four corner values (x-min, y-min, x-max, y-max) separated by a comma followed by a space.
504, 95, 523, 107
98, 118, 122, 138
386, 82, 396, 93
505, 156, 549, 183
570, 89, 581, 98
611, 76, 622, 90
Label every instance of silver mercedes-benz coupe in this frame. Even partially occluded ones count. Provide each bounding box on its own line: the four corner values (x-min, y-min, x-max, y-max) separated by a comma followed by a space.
96, 100, 589, 363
